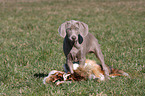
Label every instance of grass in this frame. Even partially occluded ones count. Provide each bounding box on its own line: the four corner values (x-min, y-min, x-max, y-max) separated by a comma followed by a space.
0, 0, 144, 95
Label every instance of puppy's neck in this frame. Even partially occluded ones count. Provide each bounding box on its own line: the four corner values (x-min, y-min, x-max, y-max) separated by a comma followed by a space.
69, 40, 81, 49
66, 36, 81, 49
74, 41, 81, 49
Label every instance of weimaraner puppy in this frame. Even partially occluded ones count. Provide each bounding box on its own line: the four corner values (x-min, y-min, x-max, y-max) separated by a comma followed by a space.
58, 20, 109, 79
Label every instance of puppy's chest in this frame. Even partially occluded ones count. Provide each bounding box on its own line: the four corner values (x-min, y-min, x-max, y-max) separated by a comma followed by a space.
69, 47, 81, 62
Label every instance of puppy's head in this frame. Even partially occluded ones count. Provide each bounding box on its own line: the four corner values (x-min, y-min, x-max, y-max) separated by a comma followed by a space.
58, 20, 88, 43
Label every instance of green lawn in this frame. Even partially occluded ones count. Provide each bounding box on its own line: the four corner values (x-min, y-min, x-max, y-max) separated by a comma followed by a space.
0, 0, 144, 95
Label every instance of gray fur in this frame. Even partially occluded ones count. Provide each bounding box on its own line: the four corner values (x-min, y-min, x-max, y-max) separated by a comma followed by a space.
58, 20, 110, 79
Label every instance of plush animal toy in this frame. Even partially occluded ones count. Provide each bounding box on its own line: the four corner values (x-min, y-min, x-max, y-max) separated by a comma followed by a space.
43, 59, 129, 85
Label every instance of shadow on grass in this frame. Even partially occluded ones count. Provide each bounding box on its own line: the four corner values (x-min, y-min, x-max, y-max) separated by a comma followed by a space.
34, 73, 48, 78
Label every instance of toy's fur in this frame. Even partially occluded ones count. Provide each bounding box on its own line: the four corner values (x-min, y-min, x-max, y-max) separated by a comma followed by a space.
43, 59, 129, 85
74, 59, 129, 81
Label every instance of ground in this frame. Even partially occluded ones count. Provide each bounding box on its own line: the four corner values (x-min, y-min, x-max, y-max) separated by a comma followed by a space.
0, 0, 144, 95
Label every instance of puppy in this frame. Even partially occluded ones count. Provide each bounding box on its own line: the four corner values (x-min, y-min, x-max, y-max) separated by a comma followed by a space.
58, 20, 110, 79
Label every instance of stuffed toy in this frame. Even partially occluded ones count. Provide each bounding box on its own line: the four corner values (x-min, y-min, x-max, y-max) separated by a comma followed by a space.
43, 59, 129, 85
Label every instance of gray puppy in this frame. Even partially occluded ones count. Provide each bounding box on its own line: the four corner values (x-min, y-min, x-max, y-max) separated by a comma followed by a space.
58, 20, 109, 79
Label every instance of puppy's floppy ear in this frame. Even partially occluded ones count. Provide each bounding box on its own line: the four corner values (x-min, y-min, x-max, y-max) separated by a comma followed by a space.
78, 34, 83, 44
78, 21, 89, 37
58, 21, 67, 38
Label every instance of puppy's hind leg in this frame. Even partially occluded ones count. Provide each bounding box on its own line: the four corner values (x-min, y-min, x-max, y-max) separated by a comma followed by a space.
94, 47, 110, 80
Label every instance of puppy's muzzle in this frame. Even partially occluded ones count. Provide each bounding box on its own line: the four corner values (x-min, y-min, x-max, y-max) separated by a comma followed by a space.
72, 36, 76, 41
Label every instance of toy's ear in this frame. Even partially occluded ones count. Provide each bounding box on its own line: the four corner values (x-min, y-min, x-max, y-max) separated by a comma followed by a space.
58, 21, 68, 38
78, 21, 89, 37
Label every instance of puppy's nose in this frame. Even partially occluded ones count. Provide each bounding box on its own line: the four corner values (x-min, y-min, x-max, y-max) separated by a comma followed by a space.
72, 36, 76, 40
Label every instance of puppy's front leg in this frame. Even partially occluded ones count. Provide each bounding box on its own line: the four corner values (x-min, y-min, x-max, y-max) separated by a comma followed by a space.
79, 57, 86, 68
67, 54, 74, 74
67, 60, 74, 74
